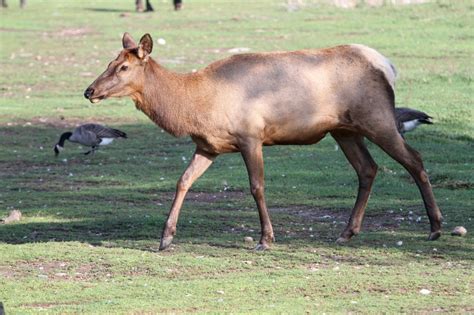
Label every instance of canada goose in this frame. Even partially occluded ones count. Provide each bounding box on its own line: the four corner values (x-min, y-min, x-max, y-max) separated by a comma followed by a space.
395, 107, 433, 135
54, 124, 127, 156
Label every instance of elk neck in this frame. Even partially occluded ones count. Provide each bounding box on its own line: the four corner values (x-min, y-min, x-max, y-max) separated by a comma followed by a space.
131, 58, 208, 137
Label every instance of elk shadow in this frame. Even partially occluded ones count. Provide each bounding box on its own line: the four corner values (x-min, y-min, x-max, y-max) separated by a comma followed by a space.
83, 8, 132, 13
0, 123, 472, 263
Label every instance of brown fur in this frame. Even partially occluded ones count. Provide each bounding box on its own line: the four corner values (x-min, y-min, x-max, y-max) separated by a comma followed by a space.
85, 33, 443, 250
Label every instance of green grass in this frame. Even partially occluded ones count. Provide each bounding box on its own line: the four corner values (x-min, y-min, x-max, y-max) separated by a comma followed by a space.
0, 0, 473, 313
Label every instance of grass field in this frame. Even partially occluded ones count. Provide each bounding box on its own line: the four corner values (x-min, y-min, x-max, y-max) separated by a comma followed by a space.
0, 0, 473, 313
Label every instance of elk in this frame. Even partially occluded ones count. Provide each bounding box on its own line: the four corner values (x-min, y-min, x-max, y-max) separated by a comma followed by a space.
85, 33, 443, 250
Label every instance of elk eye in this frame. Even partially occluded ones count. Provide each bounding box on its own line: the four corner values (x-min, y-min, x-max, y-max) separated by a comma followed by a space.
120, 65, 128, 72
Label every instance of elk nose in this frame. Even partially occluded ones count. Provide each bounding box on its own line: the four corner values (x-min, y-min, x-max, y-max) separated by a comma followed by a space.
84, 87, 94, 99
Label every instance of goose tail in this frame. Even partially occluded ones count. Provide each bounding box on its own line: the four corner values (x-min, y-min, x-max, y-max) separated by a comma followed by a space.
112, 128, 127, 138
419, 116, 433, 125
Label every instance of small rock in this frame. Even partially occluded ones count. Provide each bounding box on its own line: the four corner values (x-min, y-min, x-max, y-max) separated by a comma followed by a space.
1, 210, 22, 224
419, 288, 431, 295
396, 241, 403, 246
244, 236, 253, 243
451, 226, 467, 237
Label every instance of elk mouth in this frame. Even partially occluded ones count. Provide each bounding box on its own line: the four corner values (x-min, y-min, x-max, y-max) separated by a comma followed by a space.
89, 95, 106, 103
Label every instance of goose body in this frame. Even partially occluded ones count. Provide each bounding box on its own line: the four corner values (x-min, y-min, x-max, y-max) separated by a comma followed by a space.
54, 124, 127, 155
395, 107, 433, 134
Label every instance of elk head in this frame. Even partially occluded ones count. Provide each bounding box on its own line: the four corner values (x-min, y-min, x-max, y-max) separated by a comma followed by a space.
84, 33, 153, 103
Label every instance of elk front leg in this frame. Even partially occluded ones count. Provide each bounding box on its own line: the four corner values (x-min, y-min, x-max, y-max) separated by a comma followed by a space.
241, 141, 274, 251
159, 148, 216, 250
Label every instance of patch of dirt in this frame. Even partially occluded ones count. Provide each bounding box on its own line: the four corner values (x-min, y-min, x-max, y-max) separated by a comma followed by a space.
1, 116, 140, 128
157, 190, 247, 204
270, 206, 401, 231
391, 52, 469, 60
221, 205, 405, 239
432, 180, 472, 190
303, 16, 342, 22
0, 27, 43, 33
54, 28, 94, 38
0, 266, 14, 279
186, 191, 246, 203
159, 307, 200, 313
0, 260, 114, 281
26, 179, 124, 193
20, 301, 83, 309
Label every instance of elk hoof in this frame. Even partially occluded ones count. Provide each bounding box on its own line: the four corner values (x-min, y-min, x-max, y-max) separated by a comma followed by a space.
159, 236, 174, 250
428, 231, 441, 241
335, 236, 350, 244
336, 228, 356, 244
254, 243, 270, 251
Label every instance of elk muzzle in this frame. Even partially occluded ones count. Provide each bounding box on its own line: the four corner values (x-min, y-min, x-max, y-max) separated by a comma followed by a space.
84, 86, 104, 103
84, 87, 94, 99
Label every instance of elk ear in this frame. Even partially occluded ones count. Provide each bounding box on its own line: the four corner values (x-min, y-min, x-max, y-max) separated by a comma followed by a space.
137, 33, 153, 60
122, 32, 137, 49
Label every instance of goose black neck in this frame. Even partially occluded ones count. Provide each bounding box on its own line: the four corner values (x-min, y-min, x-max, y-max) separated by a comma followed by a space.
58, 132, 72, 146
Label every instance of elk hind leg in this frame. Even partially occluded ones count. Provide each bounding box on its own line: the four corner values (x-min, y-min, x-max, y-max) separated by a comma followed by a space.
368, 130, 442, 240
331, 131, 378, 243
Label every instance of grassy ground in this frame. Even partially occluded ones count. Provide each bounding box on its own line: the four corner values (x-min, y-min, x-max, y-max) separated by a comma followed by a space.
0, 0, 473, 313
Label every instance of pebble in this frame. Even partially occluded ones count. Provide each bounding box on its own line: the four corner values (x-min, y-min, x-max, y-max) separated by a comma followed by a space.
396, 241, 403, 246
451, 226, 467, 237
244, 236, 253, 243
1, 209, 22, 224
419, 289, 431, 295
